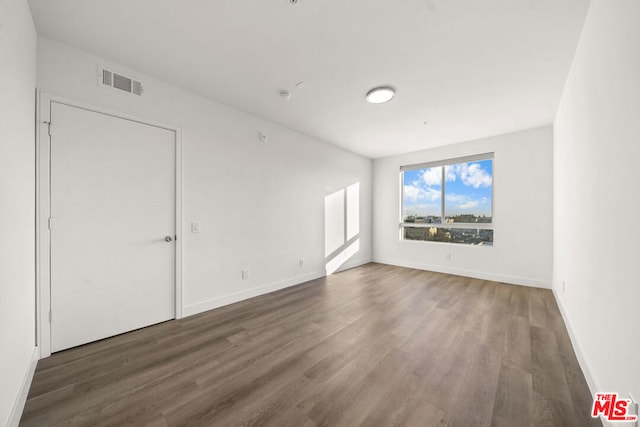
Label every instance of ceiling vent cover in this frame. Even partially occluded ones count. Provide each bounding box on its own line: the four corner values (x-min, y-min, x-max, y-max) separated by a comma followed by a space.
98, 66, 143, 96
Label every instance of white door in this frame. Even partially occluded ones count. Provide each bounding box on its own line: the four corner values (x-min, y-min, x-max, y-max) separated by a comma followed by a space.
50, 102, 176, 352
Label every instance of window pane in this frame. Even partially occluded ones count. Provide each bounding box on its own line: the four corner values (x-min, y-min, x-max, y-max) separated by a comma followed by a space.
402, 166, 442, 224
403, 227, 493, 246
444, 159, 492, 223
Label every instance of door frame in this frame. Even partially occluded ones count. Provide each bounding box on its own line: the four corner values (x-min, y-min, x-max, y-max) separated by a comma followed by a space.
36, 91, 184, 358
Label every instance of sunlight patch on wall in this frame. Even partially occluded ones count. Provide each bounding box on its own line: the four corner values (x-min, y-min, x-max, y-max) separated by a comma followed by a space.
324, 189, 345, 257
325, 239, 360, 275
346, 183, 359, 240
325, 183, 360, 275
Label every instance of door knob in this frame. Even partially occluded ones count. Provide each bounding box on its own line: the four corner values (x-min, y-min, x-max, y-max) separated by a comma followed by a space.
165, 236, 173, 242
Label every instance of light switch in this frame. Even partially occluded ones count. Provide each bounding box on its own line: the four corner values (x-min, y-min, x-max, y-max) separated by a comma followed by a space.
191, 222, 200, 233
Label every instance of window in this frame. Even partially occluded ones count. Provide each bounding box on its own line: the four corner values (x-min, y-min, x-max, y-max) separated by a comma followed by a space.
400, 153, 493, 245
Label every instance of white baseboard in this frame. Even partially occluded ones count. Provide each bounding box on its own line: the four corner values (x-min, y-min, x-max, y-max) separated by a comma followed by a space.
372, 258, 551, 289
335, 257, 372, 273
8, 347, 38, 427
183, 257, 373, 318
183, 270, 326, 317
552, 287, 608, 425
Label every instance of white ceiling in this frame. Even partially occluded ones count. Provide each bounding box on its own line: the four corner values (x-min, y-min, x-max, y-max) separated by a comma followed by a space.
27, 0, 591, 158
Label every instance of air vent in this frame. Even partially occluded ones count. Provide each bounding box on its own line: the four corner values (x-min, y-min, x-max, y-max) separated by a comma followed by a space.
102, 69, 112, 86
132, 80, 143, 96
98, 66, 143, 96
113, 73, 132, 92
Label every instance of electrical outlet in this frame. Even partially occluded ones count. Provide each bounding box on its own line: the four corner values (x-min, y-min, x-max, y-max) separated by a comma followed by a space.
191, 222, 200, 233
242, 269, 249, 280
299, 257, 305, 267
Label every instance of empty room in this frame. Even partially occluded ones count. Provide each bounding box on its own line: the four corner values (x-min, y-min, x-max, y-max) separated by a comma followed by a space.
1, 0, 638, 426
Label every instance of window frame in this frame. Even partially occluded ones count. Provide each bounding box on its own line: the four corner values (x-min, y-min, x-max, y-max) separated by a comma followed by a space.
399, 152, 494, 244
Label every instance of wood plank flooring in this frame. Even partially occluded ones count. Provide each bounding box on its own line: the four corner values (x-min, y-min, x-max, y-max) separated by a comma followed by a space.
20, 263, 600, 426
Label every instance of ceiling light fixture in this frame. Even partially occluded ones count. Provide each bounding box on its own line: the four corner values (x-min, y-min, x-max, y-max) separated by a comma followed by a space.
366, 86, 395, 104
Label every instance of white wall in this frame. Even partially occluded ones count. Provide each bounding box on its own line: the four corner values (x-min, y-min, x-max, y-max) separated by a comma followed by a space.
36, 37, 372, 318
554, 0, 640, 403
0, 0, 37, 425
373, 126, 553, 288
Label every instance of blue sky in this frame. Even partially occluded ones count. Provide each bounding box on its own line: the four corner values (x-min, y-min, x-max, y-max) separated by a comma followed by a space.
403, 159, 493, 218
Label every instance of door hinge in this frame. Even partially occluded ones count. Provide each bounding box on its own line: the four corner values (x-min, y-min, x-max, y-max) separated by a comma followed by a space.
47, 121, 54, 136
48, 217, 55, 230
49, 310, 52, 323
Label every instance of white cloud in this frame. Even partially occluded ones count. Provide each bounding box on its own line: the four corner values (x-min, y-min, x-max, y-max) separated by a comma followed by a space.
459, 200, 479, 209
446, 193, 489, 211
423, 187, 441, 201
403, 185, 422, 201
460, 163, 492, 188
444, 164, 458, 182
404, 185, 440, 202
408, 203, 439, 212
445, 193, 467, 204
421, 167, 442, 186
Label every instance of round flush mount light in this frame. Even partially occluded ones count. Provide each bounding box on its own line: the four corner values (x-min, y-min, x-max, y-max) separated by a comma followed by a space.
366, 86, 396, 104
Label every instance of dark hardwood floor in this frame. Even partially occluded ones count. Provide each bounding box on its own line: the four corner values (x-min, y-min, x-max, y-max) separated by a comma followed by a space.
20, 263, 600, 426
